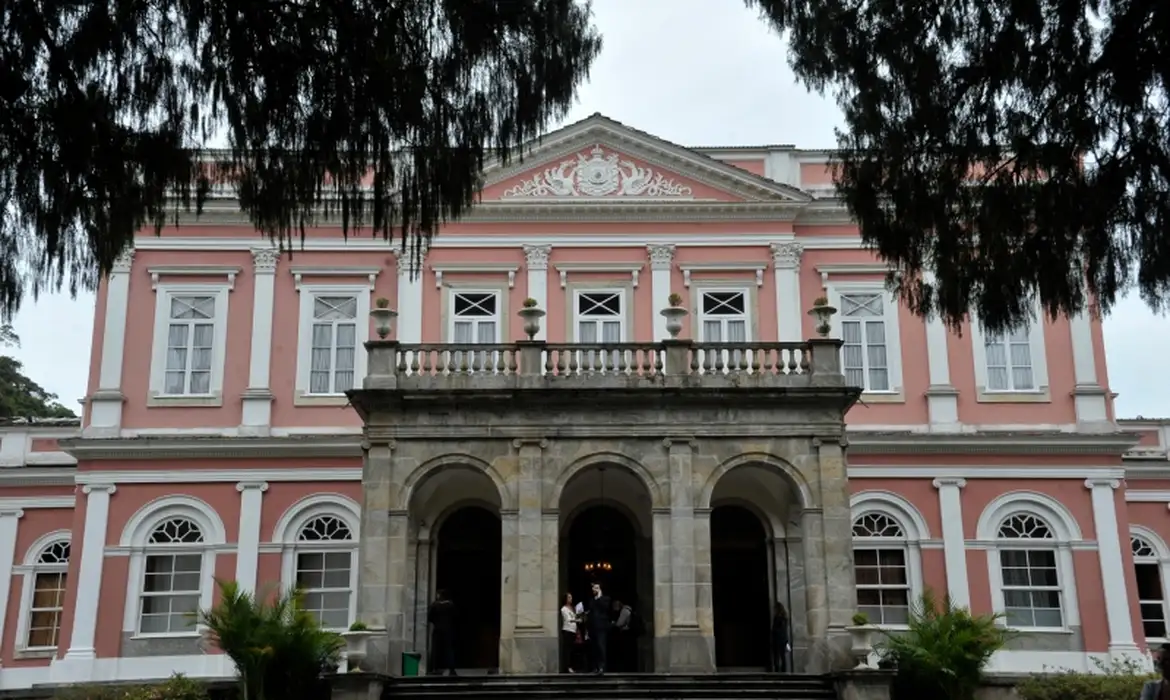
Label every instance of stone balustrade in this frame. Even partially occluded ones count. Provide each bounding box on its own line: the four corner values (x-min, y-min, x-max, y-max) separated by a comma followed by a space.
360, 338, 846, 392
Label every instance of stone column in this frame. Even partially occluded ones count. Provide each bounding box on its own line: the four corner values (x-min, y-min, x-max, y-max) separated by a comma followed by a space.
505, 438, 556, 672
412, 534, 433, 667
804, 438, 855, 673
693, 508, 714, 637
233, 481, 269, 595
356, 440, 408, 673
523, 246, 551, 341
771, 242, 803, 342
497, 509, 518, 672
0, 507, 23, 663
651, 507, 673, 672
663, 438, 712, 671
933, 478, 970, 608
240, 248, 279, 435
87, 249, 135, 437
64, 484, 115, 662
1085, 479, 1142, 660
781, 533, 809, 669
648, 244, 676, 341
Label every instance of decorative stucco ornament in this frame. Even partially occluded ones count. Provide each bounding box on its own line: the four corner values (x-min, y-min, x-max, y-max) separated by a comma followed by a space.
503, 145, 694, 198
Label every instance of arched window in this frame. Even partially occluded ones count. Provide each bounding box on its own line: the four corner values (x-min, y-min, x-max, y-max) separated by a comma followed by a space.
1131, 530, 1169, 640
139, 517, 206, 635
995, 513, 1062, 628
19, 538, 70, 650
293, 515, 355, 629
851, 512, 911, 625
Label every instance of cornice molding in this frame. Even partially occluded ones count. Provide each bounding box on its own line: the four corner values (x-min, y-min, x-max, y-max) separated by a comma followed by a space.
0, 467, 77, 488
847, 431, 1140, 456
60, 435, 363, 461
76, 468, 361, 485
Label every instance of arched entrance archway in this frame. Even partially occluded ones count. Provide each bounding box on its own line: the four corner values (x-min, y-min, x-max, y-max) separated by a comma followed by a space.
705, 459, 804, 672
711, 505, 771, 669
407, 461, 505, 674
558, 463, 655, 672
435, 506, 502, 670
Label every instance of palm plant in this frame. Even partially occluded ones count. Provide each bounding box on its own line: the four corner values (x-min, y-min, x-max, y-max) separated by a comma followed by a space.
876, 590, 1010, 700
197, 579, 344, 700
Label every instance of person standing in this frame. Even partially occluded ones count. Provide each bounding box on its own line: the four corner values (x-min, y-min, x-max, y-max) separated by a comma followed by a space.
428, 589, 457, 676
560, 592, 580, 673
1140, 643, 1170, 699
771, 602, 790, 673
586, 582, 612, 674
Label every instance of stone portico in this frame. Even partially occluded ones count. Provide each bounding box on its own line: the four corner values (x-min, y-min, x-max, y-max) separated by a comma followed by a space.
349, 338, 860, 675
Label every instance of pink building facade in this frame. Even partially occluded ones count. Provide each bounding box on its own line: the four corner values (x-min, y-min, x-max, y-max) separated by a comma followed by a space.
0, 114, 1165, 687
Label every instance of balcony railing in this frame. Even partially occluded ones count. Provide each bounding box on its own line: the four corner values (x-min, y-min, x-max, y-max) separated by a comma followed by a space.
362, 338, 845, 391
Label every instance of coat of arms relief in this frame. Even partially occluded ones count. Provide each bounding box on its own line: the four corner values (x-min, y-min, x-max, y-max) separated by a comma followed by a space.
501, 145, 694, 198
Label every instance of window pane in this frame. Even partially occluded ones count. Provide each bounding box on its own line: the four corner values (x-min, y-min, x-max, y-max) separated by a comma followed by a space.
1137, 563, 1164, 600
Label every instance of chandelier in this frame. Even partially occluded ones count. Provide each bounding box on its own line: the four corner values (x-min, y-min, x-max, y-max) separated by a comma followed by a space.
583, 560, 613, 573
584, 467, 612, 574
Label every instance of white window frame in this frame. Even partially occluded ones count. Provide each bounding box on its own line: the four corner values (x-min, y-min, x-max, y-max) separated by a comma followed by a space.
975, 492, 1081, 633
695, 287, 753, 343
119, 497, 225, 638
849, 492, 929, 630
14, 530, 71, 654
148, 284, 231, 403
970, 304, 1049, 396
573, 289, 627, 343
447, 289, 502, 343
824, 283, 903, 395
273, 494, 361, 632
1130, 526, 1170, 643
295, 285, 371, 398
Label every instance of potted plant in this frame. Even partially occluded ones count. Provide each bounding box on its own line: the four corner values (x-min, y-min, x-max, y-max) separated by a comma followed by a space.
370, 298, 398, 339
660, 292, 689, 338
808, 295, 837, 337
517, 297, 546, 340
342, 620, 374, 672
846, 611, 874, 669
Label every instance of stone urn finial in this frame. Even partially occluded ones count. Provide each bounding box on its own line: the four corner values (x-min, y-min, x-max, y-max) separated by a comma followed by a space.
808, 296, 837, 338
370, 298, 398, 339
660, 293, 688, 339
517, 298, 546, 340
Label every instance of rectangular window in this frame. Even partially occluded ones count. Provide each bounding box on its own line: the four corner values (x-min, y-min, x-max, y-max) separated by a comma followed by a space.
839, 293, 890, 391
698, 290, 748, 342
1136, 562, 1167, 638
139, 553, 203, 635
451, 291, 500, 343
26, 572, 67, 648
308, 295, 358, 394
163, 295, 216, 395
575, 291, 624, 343
1000, 549, 1063, 628
854, 548, 910, 625
296, 551, 353, 630
984, 326, 1035, 391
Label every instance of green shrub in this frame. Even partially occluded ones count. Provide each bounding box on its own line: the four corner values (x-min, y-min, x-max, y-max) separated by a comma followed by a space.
876, 590, 1010, 700
55, 674, 210, 700
1017, 657, 1157, 700
198, 579, 343, 700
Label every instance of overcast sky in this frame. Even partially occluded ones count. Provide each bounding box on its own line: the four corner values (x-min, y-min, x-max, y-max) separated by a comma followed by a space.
6, 0, 1167, 419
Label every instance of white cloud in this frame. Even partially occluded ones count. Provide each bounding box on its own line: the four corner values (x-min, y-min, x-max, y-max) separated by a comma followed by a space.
6, 0, 1167, 419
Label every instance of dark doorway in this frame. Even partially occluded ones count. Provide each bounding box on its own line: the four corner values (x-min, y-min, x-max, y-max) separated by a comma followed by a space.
566, 504, 640, 672
435, 506, 501, 670
711, 505, 772, 669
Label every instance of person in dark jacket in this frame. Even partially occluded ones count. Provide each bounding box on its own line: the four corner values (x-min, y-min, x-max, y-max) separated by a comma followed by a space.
1140, 643, 1170, 700
771, 602, 790, 673
586, 582, 612, 674
428, 589, 457, 676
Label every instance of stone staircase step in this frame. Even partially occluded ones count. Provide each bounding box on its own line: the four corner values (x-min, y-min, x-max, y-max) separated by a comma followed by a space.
382, 673, 837, 700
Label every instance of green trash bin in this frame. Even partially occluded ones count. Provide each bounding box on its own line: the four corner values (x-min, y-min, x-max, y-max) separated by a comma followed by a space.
401, 651, 422, 677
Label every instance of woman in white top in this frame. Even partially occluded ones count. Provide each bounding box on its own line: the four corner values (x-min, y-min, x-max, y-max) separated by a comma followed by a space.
560, 592, 579, 673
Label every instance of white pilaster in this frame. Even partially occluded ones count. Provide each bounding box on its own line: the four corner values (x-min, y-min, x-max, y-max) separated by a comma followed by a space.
64, 484, 116, 661
648, 245, 676, 341
1069, 311, 1110, 426
1085, 479, 1141, 659
923, 273, 960, 430
396, 245, 427, 344
240, 249, 279, 436
87, 249, 135, 437
234, 481, 269, 594
932, 478, 970, 608
770, 242, 803, 342
523, 245, 551, 341
0, 507, 24, 664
